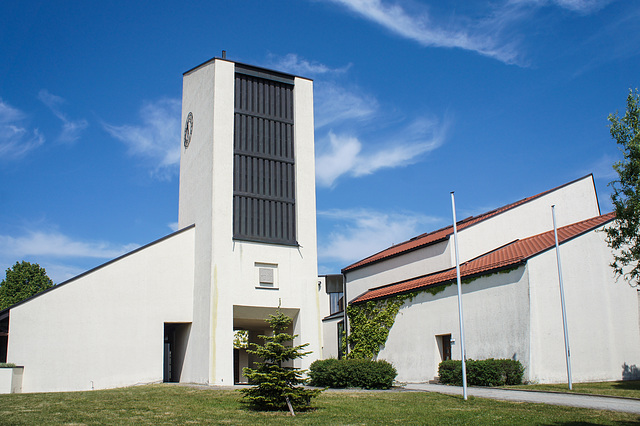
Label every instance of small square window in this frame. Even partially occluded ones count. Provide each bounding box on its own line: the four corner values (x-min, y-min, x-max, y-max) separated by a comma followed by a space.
255, 263, 278, 289
259, 268, 274, 285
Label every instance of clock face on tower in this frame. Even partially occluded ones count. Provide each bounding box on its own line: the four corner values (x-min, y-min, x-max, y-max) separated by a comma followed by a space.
183, 112, 193, 149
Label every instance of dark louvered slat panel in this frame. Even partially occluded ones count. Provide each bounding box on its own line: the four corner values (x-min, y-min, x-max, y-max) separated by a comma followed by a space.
233, 72, 296, 245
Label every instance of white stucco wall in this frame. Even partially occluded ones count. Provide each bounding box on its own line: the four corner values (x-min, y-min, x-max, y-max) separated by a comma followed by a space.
346, 240, 450, 304
0, 367, 23, 394
378, 267, 530, 383
318, 275, 347, 359
528, 227, 640, 383
454, 175, 599, 265
321, 316, 342, 359
345, 176, 599, 307
7, 228, 195, 393
178, 59, 218, 385
207, 74, 321, 384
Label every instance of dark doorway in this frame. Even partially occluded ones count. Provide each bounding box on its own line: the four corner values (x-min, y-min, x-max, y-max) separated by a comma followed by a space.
234, 348, 240, 384
0, 312, 8, 363
164, 323, 191, 383
437, 334, 452, 361
0, 335, 6, 364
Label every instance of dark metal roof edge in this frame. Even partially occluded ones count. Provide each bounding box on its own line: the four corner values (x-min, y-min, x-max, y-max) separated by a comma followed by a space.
183, 56, 224, 76
183, 57, 311, 82
232, 236, 300, 248
235, 64, 295, 85
590, 174, 602, 216
0, 224, 196, 316
341, 236, 449, 273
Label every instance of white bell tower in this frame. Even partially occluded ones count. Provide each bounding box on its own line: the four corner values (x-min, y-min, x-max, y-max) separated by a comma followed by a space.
176, 57, 320, 385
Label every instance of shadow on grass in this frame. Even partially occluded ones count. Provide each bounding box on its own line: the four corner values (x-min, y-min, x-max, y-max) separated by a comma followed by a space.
612, 380, 640, 392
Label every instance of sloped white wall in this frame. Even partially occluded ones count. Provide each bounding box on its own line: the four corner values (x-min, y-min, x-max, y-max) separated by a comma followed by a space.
8, 228, 195, 393
345, 176, 599, 306
378, 267, 530, 383
528, 226, 640, 383
455, 176, 600, 265
346, 240, 450, 305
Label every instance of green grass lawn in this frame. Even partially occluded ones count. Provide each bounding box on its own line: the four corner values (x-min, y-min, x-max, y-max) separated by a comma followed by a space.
504, 380, 640, 399
1, 384, 639, 425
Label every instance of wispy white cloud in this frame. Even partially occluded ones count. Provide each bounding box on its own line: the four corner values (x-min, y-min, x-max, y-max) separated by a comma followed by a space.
316, 116, 448, 187
265, 53, 351, 76
327, 0, 522, 64
0, 225, 140, 284
512, 0, 613, 14
314, 82, 379, 128
552, 0, 611, 12
318, 208, 441, 264
587, 153, 619, 181
570, 5, 640, 76
38, 90, 88, 143
0, 98, 45, 160
325, 0, 614, 65
0, 100, 25, 123
0, 259, 86, 286
264, 53, 448, 187
103, 98, 181, 179
38, 262, 86, 284
0, 230, 139, 260
264, 54, 374, 128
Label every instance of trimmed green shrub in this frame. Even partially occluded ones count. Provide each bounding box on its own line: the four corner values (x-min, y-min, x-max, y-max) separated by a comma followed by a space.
438, 359, 524, 387
438, 360, 463, 386
309, 358, 397, 389
0, 363, 16, 368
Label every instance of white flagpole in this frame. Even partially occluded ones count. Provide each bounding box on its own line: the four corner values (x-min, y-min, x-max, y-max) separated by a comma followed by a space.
451, 192, 468, 400
552, 205, 573, 390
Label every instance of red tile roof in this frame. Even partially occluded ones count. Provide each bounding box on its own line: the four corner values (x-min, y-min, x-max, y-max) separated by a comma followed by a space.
351, 212, 615, 304
342, 175, 595, 273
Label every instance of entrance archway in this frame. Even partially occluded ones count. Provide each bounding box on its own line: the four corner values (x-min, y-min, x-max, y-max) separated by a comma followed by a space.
232, 305, 299, 384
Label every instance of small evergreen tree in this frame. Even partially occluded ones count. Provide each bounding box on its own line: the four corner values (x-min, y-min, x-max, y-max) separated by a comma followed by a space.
240, 311, 322, 413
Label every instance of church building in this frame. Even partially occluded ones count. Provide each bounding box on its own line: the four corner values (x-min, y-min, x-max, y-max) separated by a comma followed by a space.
0, 57, 323, 393
333, 176, 640, 384
1, 57, 638, 394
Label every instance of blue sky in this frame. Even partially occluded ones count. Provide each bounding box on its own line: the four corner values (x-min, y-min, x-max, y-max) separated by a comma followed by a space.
1, 0, 638, 282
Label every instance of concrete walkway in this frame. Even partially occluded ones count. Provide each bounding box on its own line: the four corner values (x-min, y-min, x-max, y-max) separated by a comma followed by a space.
403, 383, 640, 414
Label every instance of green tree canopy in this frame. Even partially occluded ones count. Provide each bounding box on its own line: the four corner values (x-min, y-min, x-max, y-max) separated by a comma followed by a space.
605, 88, 640, 286
0, 261, 54, 310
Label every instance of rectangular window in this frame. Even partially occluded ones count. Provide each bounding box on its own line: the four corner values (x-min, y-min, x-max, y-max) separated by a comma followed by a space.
325, 274, 345, 315
329, 292, 344, 315
233, 67, 296, 245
